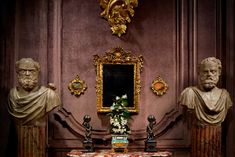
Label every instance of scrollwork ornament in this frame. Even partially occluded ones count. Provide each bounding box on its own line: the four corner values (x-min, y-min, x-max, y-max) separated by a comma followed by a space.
99, 0, 138, 37
68, 75, 87, 97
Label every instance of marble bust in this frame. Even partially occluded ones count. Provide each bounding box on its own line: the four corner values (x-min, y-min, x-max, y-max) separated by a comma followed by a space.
8, 58, 61, 157
179, 57, 232, 125
179, 57, 232, 157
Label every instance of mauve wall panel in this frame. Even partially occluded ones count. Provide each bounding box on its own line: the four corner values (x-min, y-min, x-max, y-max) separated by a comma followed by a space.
197, 0, 217, 60
15, 0, 48, 85
59, 0, 183, 146
2, 0, 234, 157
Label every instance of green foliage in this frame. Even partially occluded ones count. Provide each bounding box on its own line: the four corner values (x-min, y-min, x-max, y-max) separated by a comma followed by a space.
107, 94, 131, 134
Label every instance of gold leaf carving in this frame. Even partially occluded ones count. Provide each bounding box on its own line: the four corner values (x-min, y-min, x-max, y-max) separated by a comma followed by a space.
99, 0, 138, 37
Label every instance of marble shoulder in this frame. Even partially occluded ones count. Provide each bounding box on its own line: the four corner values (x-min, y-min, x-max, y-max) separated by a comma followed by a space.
179, 86, 196, 109
180, 87, 195, 97
41, 86, 61, 111
8, 87, 17, 98
221, 88, 233, 107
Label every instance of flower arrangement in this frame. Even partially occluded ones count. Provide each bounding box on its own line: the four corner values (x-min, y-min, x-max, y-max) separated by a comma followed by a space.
108, 94, 131, 135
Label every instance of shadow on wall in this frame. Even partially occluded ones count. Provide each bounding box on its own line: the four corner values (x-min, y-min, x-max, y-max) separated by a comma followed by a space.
6, 119, 18, 157
0, 96, 17, 157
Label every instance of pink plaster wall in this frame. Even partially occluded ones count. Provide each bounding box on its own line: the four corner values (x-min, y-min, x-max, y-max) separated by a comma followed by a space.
1, 0, 234, 157
57, 0, 186, 147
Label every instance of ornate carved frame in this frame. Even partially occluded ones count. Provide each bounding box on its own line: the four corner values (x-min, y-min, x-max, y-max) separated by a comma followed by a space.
94, 47, 143, 113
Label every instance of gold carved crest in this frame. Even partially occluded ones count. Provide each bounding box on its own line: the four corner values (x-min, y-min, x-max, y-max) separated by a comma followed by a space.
99, 0, 138, 37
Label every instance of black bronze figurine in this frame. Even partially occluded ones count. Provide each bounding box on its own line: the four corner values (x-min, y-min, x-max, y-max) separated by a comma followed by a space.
145, 115, 157, 152
82, 115, 94, 152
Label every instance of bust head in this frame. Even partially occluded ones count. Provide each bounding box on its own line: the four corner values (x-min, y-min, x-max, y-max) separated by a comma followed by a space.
16, 58, 40, 92
198, 57, 221, 91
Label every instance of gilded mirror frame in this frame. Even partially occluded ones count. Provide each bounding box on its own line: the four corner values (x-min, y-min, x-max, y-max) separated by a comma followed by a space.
94, 47, 143, 113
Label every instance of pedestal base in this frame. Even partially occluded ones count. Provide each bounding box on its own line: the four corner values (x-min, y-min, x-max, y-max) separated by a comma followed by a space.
111, 143, 128, 153
111, 134, 128, 153
82, 140, 94, 152
145, 139, 157, 152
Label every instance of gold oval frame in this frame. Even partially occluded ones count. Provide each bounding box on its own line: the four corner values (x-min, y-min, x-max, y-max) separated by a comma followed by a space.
68, 75, 87, 97
151, 76, 168, 96
94, 47, 143, 113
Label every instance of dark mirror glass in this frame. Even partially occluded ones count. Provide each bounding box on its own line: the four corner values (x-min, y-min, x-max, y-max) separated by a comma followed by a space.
103, 64, 134, 107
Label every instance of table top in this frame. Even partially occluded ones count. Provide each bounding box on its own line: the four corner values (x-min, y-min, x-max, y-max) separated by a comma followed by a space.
67, 149, 172, 157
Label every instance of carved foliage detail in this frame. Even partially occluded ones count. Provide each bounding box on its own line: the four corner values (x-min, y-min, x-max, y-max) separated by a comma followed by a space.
99, 0, 138, 37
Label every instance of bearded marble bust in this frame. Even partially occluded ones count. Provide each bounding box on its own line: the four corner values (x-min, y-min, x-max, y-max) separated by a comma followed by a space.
179, 57, 232, 125
8, 58, 61, 126
179, 57, 232, 157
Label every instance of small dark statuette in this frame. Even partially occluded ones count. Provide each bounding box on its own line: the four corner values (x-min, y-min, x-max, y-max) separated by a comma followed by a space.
82, 115, 94, 152
144, 115, 157, 152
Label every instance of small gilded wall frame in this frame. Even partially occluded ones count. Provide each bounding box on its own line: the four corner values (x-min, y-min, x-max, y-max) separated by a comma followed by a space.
94, 47, 143, 113
68, 75, 87, 97
151, 76, 168, 96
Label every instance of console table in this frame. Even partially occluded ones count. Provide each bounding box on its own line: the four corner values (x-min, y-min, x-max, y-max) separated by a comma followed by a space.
67, 149, 172, 157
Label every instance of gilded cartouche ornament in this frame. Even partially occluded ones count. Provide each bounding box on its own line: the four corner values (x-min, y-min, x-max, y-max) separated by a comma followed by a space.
151, 76, 168, 96
68, 75, 87, 97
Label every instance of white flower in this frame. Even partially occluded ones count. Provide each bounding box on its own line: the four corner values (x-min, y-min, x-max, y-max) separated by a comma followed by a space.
122, 94, 127, 99
108, 94, 130, 134
121, 119, 127, 125
110, 117, 114, 124
116, 96, 120, 100
110, 105, 115, 111
114, 117, 118, 121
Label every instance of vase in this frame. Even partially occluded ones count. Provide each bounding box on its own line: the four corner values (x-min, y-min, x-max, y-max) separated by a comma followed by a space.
111, 134, 129, 153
